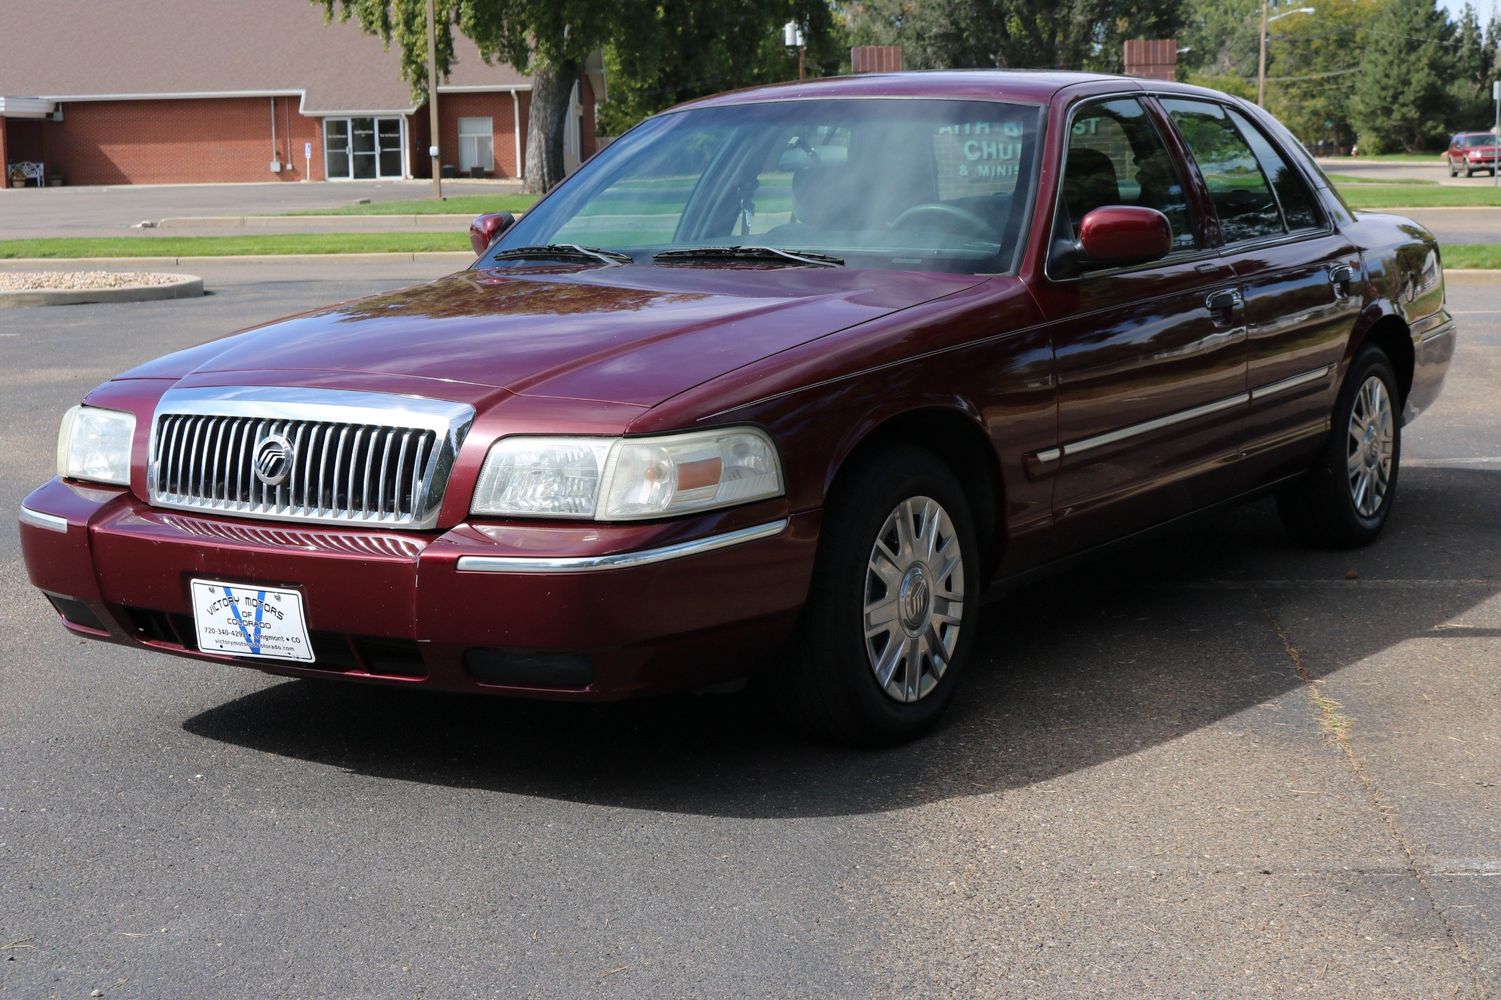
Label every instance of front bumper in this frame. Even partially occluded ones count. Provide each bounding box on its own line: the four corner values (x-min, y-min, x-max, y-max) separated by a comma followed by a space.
19, 477, 818, 699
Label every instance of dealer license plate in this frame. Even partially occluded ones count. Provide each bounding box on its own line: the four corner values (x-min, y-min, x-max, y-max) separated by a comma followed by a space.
190, 579, 315, 663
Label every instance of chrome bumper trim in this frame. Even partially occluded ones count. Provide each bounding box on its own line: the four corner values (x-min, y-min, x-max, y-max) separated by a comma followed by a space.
19, 505, 68, 533
456, 518, 789, 573
1419, 321, 1456, 345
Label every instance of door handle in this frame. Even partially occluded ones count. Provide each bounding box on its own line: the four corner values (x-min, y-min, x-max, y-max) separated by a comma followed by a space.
1205, 287, 1243, 327
1329, 263, 1356, 299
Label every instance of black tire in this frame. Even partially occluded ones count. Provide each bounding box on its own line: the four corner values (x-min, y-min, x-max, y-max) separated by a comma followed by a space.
1276, 345, 1402, 548
777, 445, 982, 745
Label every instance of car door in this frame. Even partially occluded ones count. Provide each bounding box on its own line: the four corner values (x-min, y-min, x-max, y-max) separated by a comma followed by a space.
1032, 95, 1246, 556
1159, 98, 1363, 488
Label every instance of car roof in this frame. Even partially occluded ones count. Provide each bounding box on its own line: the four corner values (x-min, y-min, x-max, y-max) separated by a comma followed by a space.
668, 70, 1237, 112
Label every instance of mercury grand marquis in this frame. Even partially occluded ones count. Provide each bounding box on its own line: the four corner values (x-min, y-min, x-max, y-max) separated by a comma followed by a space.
19, 72, 1455, 744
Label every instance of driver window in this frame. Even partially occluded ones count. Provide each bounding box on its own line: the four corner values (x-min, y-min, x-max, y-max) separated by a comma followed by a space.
1058, 98, 1196, 251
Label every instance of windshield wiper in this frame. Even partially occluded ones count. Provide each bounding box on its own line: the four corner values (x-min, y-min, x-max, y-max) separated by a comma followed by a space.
489, 244, 633, 265
652, 245, 844, 267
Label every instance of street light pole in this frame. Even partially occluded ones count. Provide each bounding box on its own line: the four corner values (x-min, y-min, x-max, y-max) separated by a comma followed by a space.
427, 0, 442, 199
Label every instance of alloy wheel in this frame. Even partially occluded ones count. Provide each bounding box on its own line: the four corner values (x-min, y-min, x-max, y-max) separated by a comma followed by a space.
862, 495, 965, 703
1347, 374, 1394, 518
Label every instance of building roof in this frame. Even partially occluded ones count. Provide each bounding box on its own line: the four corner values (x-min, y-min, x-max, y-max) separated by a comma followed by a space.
0, 0, 530, 114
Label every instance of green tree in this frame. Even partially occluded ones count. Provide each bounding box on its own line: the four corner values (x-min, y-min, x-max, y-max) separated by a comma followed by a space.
316, 0, 623, 193
598, 0, 843, 136
1348, 0, 1455, 151
1177, 0, 1260, 81
1263, 0, 1377, 151
845, 0, 1185, 72
1449, 4, 1493, 128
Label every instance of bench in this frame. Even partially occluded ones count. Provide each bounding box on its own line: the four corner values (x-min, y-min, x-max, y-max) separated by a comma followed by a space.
7, 162, 44, 188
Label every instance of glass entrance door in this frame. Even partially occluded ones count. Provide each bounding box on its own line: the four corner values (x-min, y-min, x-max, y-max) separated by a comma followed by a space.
323, 117, 405, 180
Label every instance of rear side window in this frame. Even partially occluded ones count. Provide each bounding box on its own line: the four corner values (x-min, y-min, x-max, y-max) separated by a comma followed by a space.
1057, 97, 1197, 251
1226, 108, 1322, 232
1161, 98, 1283, 244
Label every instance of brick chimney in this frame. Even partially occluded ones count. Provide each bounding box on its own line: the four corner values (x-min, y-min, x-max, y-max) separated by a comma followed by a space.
1123, 39, 1177, 81
851, 46, 904, 73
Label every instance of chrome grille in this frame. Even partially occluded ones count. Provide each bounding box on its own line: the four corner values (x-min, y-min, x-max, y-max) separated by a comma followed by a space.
148, 387, 474, 529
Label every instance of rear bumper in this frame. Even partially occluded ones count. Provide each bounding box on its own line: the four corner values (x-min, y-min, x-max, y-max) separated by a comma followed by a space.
1405, 311, 1456, 424
19, 477, 818, 699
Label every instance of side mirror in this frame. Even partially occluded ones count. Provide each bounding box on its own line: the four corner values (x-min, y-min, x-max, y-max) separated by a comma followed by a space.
1077, 206, 1173, 267
469, 212, 516, 256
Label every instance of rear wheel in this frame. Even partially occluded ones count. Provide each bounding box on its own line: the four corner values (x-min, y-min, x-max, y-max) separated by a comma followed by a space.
778, 445, 981, 745
1277, 344, 1401, 548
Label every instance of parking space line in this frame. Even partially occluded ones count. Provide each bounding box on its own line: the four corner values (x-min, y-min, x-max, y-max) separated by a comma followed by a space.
1138, 579, 1497, 590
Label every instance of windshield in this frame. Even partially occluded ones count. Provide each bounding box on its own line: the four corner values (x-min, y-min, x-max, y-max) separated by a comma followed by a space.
1462, 134, 1499, 147
486, 98, 1043, 274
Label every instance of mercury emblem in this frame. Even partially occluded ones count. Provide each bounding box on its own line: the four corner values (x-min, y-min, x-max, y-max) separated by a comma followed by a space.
253, 433, 295, 487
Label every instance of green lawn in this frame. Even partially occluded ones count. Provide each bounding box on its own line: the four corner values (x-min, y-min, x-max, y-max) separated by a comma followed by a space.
1336, 184, 1501, 208
1442, 244, 1501, 269
278, 194, 539, 216
1324, 173, 1437, 186
0, 233, 470, 259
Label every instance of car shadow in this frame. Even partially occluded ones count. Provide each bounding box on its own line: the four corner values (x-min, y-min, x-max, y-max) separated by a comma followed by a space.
181, 467, 1500, 818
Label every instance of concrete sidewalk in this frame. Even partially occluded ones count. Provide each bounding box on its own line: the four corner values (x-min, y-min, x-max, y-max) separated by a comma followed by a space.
0, 177, 522, 239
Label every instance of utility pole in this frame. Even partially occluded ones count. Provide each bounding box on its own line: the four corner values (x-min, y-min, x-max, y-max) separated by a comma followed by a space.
427, 0, 442, 199
1257, 5, 1314, 107
1493, 79, 1500, 187
1257, 0, 1269, 106
784, 22, 806, 81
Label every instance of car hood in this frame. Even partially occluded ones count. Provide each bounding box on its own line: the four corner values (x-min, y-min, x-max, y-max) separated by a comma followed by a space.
126, 264, 988, 408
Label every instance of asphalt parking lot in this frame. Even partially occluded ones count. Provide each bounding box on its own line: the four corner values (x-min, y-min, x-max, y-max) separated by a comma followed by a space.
1, 260, 1498, 998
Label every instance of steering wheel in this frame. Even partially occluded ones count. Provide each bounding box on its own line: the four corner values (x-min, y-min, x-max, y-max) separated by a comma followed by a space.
889, 202, 994, 238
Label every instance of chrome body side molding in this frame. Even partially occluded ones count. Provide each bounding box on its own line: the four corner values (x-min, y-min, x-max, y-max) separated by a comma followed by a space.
456, 519, 789, 573
1034, 364, 1334, 463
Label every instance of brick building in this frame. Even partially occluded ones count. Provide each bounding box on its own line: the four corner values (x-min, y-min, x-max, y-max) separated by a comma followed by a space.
0, 0, 599, 187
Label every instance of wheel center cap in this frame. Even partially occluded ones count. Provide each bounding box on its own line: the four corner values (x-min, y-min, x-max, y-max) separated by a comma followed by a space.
898, 565, 932, 635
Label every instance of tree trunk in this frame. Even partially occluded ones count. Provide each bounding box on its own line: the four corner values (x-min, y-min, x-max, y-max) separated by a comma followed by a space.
523, 58, 580, 195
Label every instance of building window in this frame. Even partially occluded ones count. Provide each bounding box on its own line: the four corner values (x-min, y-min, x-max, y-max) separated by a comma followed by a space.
459, 117, 494, 174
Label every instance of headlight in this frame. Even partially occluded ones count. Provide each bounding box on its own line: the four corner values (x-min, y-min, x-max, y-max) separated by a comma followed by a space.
471, 427, 783, 520
56, 405, 136, 486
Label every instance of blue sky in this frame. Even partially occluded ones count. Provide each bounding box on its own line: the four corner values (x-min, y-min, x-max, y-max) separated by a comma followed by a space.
1441, 0, 1497, 20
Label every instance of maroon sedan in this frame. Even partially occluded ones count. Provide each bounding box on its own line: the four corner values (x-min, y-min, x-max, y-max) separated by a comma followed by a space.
1446, 131, 1501, 176
20, 72, 1454, 744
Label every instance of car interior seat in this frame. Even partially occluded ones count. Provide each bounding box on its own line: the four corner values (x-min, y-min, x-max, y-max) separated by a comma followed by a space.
1061, 147, 1122, 238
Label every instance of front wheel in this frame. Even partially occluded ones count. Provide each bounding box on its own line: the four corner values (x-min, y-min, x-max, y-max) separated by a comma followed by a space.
1276, 345, 1401, 548
777, 445, 981, 745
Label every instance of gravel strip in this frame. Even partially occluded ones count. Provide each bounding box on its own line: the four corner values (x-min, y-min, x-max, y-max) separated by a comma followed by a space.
0, 270, 188, 291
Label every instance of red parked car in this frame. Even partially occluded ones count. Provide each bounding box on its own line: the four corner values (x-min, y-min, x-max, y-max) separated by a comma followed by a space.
20, 72, 1454, 744
1445, 131, 1501, 176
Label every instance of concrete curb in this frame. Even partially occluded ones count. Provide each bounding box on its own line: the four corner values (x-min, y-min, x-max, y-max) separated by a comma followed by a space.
0, 273, 204, 308
157, 214, 481, 228
0, 252, 475, 267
